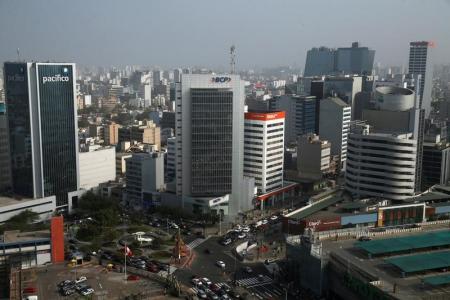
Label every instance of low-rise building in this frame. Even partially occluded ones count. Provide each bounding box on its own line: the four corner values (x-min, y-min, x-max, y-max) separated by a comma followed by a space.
297, 134, 331, 180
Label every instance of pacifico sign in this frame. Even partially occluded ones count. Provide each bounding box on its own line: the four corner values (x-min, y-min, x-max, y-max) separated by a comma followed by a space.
42, 74, 70, 84
211, 76, 231, 83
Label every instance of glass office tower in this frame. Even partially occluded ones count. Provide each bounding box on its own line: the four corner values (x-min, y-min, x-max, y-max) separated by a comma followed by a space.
4, 62, 79, 208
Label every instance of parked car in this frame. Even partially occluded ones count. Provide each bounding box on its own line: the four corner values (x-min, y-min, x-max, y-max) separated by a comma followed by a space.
209, 283, 221, 293
270, 215, 278, 221
237, 233, 246, 239
221, 238, 232, 246
127, 275, 140, 281
244, 266, 253, 274
57, 280, 73, 288
197, 289, 208, 299
61, 288, 75, 296
358, 236, 372, 242
216, 260, 226, 268
201, 277, 212, 286
241, 226, 250, 233
192, 278, 202, 286
75, 276, 87, 284
80, 287, 94, 296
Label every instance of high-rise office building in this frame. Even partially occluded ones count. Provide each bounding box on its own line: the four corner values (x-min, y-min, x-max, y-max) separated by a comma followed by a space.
346, 86, 422, 200
4, 62, 80, 209
421, 134, 450, 191
408, 41, 434, 118
125, 152, 164, 209
173, 68, 182, 83
304, 42, 375, 77
176, 74, 252, 216
297, 134, 331, 180
319, 97, 351, 167
269, 95, 316, 145
0, 101, 12, 192
152, 70, 163, 87
323, 76, 362, 120
244, 111, 285, 194
104, 122, 120, 145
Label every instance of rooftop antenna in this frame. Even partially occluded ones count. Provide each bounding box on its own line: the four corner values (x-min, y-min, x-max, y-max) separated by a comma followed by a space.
230, 45, 236, 74
16, 48, 20, 61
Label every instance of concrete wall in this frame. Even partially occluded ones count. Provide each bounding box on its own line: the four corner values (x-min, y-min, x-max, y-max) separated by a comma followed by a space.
79, 147, 116, 190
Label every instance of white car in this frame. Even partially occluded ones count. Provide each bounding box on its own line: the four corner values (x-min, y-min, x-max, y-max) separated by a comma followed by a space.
261, 219, 268, 225
241, 226, 250, 233
201, 277, 212, 286
216, 260, 226, 268
270, 215, 278, 221
235, 225, 242, 231
192, 278, 202, 286
238, 233, 247, 239
170, 223, 179, 229
197, 289, 207, 299
75, 276, 87, 284
81, 287, 94, 296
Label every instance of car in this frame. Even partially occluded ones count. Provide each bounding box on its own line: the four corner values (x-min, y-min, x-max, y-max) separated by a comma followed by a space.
244, 266, 253, 274
216, 260, 226, 268
206, 289, 219, 300
197, 289, 208, 299
58, 280, 73, 288
241, 226, 250, 233
23, 287, 37, 294
61, 288, 76, 296
264, 258, 277, 264
75, 283, 88, 291
257, 274, 264, 282
221, 238, 232, 246
201, 277, 212, 286
227, 290, 241, 299
237, 233, 246, 239
81, 287, 94, 296
261, 219, 268, 225
152, 222, 161, 227
170, 223, 179, 229
192, 278, 203, 286
270, 215, 278, 221
75, 276, 87, 284
147, 264, 159, 273
220, 294, 230, 300
209, 283, 221, 293
127, 274, 140, 281
220, 283, 232, 293
358, 236, 372, 242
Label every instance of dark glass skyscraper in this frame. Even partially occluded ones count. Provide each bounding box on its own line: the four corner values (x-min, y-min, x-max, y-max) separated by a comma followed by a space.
4, 62, 79, 208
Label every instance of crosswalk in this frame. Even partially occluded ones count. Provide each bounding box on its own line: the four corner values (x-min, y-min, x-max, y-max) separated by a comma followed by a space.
248, 284, 285, 299
187, 238, 206, 249
235, 275, 272, 287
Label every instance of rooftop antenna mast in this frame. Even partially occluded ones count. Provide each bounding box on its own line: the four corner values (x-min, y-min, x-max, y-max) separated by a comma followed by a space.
17, 48, 20, 61
230, 45, 236, 74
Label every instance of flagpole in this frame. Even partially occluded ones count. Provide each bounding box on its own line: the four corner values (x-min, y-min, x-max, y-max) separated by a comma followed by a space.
124, 242, 127, 281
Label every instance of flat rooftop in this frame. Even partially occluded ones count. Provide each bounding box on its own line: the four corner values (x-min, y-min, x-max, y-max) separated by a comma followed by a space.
0, 196, 34, 208
356, 230, 450, 256
1, 230, 50, 244
385, 250, 450, 274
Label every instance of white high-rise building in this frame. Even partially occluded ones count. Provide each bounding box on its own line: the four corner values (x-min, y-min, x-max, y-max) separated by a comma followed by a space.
176, 74, 252, 216
244, 111, 285, 194
408, 41, 434, 118
319, 97, 351, 167
346, 86, 421, 200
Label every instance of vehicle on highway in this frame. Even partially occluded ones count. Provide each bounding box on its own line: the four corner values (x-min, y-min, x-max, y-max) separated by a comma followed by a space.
358, 236, 372, 242
216, 260, 226, 268
201, 277, 212, 286
244, 266, 253, 274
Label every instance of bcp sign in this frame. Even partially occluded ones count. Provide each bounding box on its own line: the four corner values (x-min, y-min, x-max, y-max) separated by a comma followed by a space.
211, 77, 231, 83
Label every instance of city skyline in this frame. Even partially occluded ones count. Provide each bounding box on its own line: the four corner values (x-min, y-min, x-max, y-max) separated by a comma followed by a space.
0, 0, 449, 69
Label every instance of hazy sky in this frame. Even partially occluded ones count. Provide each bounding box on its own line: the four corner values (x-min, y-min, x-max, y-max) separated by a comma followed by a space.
1, 0, 449, 70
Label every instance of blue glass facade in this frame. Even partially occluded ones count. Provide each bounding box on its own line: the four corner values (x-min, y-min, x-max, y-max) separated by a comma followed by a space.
4, 62, 34, 197
37, 64, 78, 206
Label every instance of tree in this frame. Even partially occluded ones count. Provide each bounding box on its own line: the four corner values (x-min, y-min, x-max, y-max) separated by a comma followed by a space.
0, 210, 40, 233
78, 118, 90, 128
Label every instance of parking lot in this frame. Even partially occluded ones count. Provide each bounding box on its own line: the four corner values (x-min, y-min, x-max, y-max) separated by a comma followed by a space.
35, 262, 169, 299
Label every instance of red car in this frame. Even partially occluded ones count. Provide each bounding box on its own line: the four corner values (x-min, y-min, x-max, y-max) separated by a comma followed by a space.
127, 274, 140, 281
23, 287, 37, 294
209, 283, 221, 293
147, 263, 159, 273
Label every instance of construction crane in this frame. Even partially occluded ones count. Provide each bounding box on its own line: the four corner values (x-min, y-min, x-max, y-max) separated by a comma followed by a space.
230, 45, 236, 74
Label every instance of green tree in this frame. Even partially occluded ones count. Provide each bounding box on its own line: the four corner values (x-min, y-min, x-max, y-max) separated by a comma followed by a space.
78, 118, 90, 128
0, 210, 41, 233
